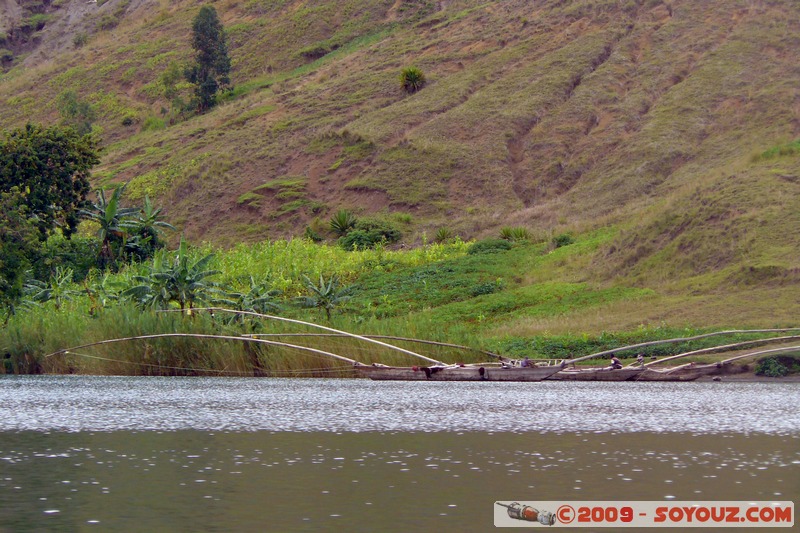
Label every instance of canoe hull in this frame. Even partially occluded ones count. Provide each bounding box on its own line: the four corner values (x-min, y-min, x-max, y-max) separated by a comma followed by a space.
633, 364, 722, 381
548, 367, 644, 381
356, 364, 563, 382
550, 364, 728, 381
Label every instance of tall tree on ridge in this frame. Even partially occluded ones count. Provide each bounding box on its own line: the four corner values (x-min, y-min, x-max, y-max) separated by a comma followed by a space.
186, 5, 231, 114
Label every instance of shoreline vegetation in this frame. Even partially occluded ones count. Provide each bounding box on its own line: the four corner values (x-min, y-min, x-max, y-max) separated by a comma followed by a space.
2, 237, 800, 379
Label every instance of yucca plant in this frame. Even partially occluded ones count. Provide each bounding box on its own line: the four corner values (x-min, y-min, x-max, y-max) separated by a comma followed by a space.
499, 226, 531, 242
329, 209, 357, 237
434, 227, 454, 243
399, 66, 426, 94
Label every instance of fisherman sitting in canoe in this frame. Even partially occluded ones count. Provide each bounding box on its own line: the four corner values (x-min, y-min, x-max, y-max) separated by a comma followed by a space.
610, 355, 623, 369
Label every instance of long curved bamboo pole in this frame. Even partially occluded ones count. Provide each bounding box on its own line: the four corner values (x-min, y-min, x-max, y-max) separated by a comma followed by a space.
641, 335, 800, 367
159, 307, 445, 365
719, 344, 800, 365
243, 332, 505, 360
45, 333, 361, 365
564, 328, 800, 365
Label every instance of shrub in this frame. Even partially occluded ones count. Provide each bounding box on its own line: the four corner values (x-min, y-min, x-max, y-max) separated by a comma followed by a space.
355, 218, 401, 243
399, 66, 426, 94
467, 239, 512, 255
304, 226, 323, 242
470, 280, 504, 297
96, 13, 120, 31
141, 116, 166, 131
755, 357, 789, 377
338, 218, 402, 250
552, 233, 574, 248
338, 230, 374, 251
73, 32, 88, 48
32, 235, 98, 283
499, 226, 530, 242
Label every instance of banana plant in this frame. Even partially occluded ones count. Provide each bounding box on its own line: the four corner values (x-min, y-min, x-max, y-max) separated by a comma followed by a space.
297, 273, 353, 321
81, 184, 139, 270
22, 266, 81, 310
123, 236, 223, 310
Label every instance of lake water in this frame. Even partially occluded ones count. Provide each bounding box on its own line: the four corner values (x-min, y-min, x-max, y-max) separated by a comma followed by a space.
0, 376, 798, 531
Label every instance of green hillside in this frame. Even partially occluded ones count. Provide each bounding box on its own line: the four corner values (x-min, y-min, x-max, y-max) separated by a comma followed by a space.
1, 0, 799, 336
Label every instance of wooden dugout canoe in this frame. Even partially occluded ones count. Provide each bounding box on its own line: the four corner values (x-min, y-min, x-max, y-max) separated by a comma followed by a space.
548, 366, 645, 381
355, 363, 564, 381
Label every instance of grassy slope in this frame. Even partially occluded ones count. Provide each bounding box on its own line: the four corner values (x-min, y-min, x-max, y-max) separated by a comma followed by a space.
1, 0, 799, 335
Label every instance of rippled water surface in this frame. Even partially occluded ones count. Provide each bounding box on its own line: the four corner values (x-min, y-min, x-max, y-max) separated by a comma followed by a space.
0, 376, 798, 532
1, 376, 799, 433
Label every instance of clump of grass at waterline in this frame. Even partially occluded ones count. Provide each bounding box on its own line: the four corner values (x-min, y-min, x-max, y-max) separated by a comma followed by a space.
0, 305, 487, 376
1, 306, 340, 376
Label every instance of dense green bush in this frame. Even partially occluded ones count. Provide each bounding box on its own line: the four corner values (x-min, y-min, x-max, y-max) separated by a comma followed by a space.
32, 235, 98, 283
467, 239, 512, 255
552, 233, 574, 248
338, 218, 402, 250
470, 280, 504, 297
755, 356, 790, 377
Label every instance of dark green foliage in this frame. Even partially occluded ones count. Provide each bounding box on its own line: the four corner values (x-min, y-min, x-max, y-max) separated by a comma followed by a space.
126, 195, 175, 262
552, 233, 574, 248
22, 266, 81, 311
0, 48, 13, 64
123, 236, 222, 310
304, 225, 323, 242
186, 5, 232, 114
754, 356, 799, 377
399, 66, 426, 93
32, 234, 98, 283
329, 209, 357, 237
56, 90, 96, 136
338, 230, 375, 250
338, 218, 402, 250
72, 32, 88, 48
0, 188, 39, 311
468, 239, 512, 255
0, 123, 98, 239
470, 280, 504, 297
355, 218, 401, 242
81, 184, 140, 270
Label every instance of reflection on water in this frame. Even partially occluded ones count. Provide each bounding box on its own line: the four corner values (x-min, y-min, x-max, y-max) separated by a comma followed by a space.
0, 377, 798, 532
1, 376, 799, 433
0, 432, 797, 532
